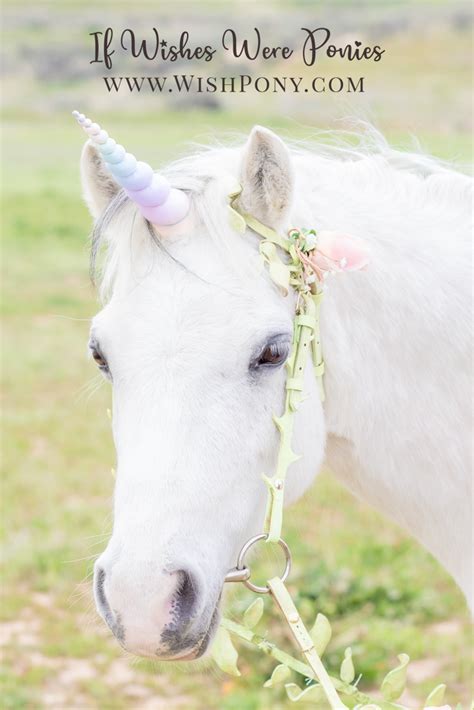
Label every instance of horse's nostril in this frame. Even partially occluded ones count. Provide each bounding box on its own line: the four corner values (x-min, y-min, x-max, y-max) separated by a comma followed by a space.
93, 566, 124, 642
171, 570, 199, 624
94, 567, 108, 609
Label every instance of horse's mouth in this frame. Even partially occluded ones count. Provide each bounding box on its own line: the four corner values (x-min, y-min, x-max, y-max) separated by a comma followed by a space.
191, 603, 221, 658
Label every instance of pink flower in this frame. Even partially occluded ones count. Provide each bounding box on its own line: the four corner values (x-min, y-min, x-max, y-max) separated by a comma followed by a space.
314, 231, 370, 272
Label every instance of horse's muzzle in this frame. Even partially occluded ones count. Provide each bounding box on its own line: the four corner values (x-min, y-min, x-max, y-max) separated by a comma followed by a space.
93, 557, 218, 659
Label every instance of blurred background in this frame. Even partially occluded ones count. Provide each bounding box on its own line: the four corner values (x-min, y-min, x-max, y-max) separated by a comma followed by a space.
1, 1, 472, 708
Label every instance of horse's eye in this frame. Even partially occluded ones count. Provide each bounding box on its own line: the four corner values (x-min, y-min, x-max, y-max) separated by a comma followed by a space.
252, 336, 291, 371
92, 348, 108, 369
89, 339, 110, 377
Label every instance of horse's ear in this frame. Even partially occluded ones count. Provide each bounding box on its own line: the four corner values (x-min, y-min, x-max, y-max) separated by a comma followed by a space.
80, 141, 121, 219
239, 126, 294, 227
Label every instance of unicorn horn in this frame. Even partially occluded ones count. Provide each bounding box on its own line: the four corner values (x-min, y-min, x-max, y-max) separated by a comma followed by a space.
72, 110, 189, 226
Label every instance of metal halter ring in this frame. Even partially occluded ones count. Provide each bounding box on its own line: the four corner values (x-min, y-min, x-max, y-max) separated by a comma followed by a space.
225, 533, 292, 594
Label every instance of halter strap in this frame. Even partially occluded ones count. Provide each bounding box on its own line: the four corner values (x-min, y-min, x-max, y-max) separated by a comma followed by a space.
229, 186, 289, 248
229, 190, 325, 543
239, 211, 290, 252
222, 192, 365, 709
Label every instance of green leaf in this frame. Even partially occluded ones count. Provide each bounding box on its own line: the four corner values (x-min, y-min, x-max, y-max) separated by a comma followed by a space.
260, 241, 290, 295
424, 683, 446, 707
340, 647, 355, 684
210, 626, 240, 677
285, 683, 325, 704
381, 653, 410, 701
309, 613, 332, 656
263, 663, 291, 688
243, 597, 264, 629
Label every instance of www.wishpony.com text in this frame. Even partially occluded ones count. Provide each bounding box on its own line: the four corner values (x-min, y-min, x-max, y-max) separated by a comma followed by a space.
102, 75, 365, 94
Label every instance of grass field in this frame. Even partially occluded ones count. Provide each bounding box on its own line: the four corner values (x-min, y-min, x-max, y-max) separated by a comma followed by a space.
1, 109, 472, 709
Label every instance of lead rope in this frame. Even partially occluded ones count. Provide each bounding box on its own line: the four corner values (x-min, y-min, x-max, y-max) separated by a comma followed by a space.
224, 190, 347, 710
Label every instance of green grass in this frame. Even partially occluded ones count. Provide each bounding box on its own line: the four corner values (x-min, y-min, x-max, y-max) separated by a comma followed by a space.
1, 109, 472, 709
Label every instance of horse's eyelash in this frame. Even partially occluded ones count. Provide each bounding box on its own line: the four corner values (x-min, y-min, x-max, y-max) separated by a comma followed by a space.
88, 336, 105, 358
250, 335, 292, 370
267, 341, 286, 355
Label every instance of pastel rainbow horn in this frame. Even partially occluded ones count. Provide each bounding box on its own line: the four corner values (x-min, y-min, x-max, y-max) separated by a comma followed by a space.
72, 110, 189, 226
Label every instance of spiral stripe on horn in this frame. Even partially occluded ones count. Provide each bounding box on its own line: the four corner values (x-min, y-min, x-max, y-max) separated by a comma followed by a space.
72, 110, 190, 226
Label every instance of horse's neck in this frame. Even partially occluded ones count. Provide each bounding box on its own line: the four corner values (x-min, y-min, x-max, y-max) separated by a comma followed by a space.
302, 156, 472, 601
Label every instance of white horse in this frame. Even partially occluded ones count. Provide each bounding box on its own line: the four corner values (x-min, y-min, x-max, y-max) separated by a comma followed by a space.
78, 120, 472, 660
